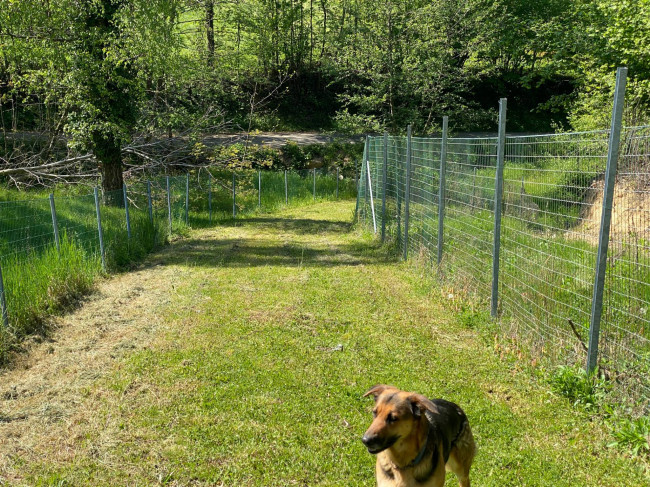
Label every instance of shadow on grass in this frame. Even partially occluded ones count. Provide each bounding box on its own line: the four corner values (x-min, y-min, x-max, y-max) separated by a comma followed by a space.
154, 216, 394, 269
190, 216, 354, 235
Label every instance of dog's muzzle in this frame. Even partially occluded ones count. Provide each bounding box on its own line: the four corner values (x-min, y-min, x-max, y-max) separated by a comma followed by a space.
361, 433, 398, 454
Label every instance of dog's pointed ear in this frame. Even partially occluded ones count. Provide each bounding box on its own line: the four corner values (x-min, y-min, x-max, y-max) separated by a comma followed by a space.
408, 393, 438, 418
363, 384, 389, 401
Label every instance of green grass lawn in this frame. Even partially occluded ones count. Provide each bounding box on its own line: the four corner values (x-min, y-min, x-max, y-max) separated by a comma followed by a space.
6, 200, 648, 486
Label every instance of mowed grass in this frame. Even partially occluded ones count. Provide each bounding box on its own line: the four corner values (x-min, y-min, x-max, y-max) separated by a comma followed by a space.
16, 200, 648, 486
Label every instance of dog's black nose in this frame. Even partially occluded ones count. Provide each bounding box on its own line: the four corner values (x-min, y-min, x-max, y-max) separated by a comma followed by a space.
362, 434, 385, 454
361, 434, 375, 446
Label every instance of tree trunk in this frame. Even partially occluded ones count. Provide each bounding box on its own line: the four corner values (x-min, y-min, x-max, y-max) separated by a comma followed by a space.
93, 131, 124, 206
320, 0, 327, 59
310, 0, 313, 65
206, 0, 215, 66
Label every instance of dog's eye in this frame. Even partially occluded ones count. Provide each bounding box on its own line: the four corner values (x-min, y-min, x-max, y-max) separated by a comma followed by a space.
386, 413, 396, 423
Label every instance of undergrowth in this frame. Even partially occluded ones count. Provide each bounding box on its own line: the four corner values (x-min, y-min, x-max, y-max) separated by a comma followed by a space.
1, 234, 99, 360
608, 415, 650, 456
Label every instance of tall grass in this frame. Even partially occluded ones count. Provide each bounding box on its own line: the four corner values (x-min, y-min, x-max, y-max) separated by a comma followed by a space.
1, 234, 99, 355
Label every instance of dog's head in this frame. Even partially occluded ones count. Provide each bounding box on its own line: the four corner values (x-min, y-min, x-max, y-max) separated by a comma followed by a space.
361, 385, 438, 454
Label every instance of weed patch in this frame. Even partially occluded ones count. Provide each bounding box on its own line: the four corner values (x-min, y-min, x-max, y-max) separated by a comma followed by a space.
549, 365, 609, 411
607, 414, 650, 457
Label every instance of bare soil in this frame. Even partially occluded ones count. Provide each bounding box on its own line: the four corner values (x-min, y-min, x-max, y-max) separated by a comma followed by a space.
201, 131, 363, 147
573, 177, 650, 245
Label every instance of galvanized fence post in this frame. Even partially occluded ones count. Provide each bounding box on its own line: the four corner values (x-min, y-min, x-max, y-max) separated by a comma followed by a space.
403, 125, 412, 260
258, 169, 262, 208
49, 193, 60, 254
147, 180, 155, 245
354, 137, 368, 222
185, 172, 189, 225
123, 183, 131, 239
284, 170, 288, 205
166, 176, 172, 235
491, 98, 508, 318
374, 142, 380, 212
381, 132, 388, 242
208, 175, 213, 223
365, 138, 378, 233
232, 171, 236, 218
0, 262, 9, 330
336, 167, 339, 199
472, 167, 477, 209
519, 176, 525, 217
94, 187, 106, 270
147, 180, 153, 223
396, 137, 402, 240
587, 67, 628, 374
437, 117, 449, 264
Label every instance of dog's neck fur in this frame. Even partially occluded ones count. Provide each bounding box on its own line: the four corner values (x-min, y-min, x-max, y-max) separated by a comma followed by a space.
383, 413, 430, 470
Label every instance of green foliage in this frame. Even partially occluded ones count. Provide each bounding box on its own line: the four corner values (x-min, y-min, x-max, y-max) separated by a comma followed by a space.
333, 109, 383, 135
569, 0, 650, 129
280, 142, 309, 168
205, 141, 362, 173
549, 365, 609, 410
608, 416, 650, 456
2, 0, 650, 150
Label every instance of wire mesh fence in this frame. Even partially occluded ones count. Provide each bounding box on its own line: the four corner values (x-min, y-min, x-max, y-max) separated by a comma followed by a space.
358, 125, 650, 411
0, 167, 355, 356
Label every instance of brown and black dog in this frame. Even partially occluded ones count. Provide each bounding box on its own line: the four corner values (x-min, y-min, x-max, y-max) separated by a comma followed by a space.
362, 385, 476, 487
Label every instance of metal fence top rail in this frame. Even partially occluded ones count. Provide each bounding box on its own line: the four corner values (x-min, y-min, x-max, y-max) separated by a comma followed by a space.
504, 129, 611, 140
370, 124, 650, 142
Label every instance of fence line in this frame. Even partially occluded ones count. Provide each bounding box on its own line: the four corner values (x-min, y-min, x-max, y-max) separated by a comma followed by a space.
358, 113, 650, 410
0, 167, 355, 354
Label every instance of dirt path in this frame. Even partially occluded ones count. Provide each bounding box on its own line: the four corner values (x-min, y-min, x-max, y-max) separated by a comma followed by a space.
201, 131, 363, 147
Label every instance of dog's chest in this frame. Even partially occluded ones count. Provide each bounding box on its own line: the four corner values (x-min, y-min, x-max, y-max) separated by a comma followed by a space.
375, 457, 440, 487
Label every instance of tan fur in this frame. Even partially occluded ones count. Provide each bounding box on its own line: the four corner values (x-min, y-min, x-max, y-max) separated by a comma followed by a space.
362, 385, 476, 487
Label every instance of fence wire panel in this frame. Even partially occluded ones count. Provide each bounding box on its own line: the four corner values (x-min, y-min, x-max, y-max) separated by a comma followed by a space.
602, 126, 650, 402
55, 193, 101, 256
408, 137, 442, 261
359, 126, 650, 407
443, 137, 498, 296
365, 137, 384, 233
168, 175, 188, 226
0, 198, 54, 261
499, 131, 609, 363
